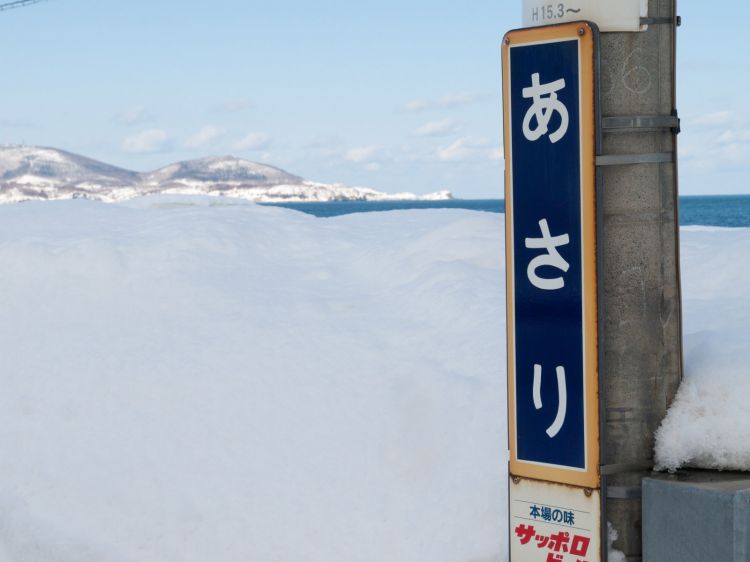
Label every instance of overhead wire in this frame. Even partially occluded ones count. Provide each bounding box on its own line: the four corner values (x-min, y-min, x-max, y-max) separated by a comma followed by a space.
0, 0, 48, 13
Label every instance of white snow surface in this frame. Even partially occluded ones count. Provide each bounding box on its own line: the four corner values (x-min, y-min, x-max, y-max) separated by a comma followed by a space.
0, 197, 506, 562
607, 522, 626, 562
654, 226, 750, 471
0, 197, 746, 562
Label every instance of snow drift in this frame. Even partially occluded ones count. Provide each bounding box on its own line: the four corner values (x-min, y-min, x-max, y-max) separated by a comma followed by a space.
0, 198, 505, 562
0, 197, 746, 562
654, 226, 750, 471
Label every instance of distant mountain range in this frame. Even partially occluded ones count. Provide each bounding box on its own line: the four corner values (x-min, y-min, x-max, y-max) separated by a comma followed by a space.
0, 145, 452, 204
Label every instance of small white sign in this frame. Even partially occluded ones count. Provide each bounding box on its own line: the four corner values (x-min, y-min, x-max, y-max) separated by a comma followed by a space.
522, 0, 648, 32
509, 477, 601, 561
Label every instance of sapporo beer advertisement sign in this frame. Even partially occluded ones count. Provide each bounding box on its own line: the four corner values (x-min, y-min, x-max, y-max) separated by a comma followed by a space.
502, 22, 600, 490
509, 478, 601, 562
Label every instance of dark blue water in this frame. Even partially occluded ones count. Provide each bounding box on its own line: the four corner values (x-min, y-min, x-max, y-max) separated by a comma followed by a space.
263, 199, 505, 217
263, 195, 750, 227
679, 195, 750, 228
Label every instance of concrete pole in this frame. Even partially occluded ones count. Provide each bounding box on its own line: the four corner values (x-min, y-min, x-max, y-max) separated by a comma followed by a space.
599, 0, 683, 558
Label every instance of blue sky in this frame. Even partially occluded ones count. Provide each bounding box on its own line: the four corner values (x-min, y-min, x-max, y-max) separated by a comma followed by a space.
0, 0, 747, 197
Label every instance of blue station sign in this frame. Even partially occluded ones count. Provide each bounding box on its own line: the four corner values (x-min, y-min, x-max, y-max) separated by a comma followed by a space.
502, 22, 600, 489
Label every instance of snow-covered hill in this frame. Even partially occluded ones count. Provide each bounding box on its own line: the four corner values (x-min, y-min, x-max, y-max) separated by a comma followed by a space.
0, 145, 141, 202
0, 145, 453, 203
143, 156, 304, 187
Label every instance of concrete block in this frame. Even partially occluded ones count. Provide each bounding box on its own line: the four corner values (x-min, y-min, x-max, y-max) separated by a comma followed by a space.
642, 471, 750, 562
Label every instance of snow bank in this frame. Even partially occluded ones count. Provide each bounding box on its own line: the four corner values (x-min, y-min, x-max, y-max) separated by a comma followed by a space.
654, 226, 750, 471
0, 196, 746, 561
607, 522, 627, 562
0, 198, 506, 562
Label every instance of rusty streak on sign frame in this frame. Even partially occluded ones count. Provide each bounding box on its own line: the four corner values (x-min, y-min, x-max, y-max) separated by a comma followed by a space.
502, 21, 600, 490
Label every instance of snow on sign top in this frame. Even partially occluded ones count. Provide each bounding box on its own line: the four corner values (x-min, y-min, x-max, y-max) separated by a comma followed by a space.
522, 0, 648, 32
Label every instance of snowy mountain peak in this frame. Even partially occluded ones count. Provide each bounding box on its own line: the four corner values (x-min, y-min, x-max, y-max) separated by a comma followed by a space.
145, 156, 303, 186
0, 145, 139, 186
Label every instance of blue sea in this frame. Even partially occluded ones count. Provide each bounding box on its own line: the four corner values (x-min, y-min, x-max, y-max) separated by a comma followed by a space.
264, 195, 750, 227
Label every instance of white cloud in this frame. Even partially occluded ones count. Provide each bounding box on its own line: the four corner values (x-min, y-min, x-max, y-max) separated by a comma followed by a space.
681, 117, 750, 170
436, 137, 494, 162
234, 132, 272, 151
115, 106, 155, 126
345, 145, 379, 163
691, 111, 733, 128
717, 129, 750, 144
401, 99, 429, 112
0, 118, 34, 128
185, 126, 225, 149
365, 162, 381, 172
303, 135, 343, 149
488, 146, 504, 161
415, 119, 459, 137
437, 91, 493, 108
400, 91, 493, 112
211, 99, 253, 113
122, 129, 170, 153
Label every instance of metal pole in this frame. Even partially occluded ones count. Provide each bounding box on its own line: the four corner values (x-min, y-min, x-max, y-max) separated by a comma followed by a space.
598, 0, 683, 558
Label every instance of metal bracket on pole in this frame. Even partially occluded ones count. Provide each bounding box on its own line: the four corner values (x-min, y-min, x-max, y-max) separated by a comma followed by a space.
607, 485, 643, 499
596, 152, 673, 166
641, 16, 681, 26
602, 114, 680, 133
600, 461, 653, 475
